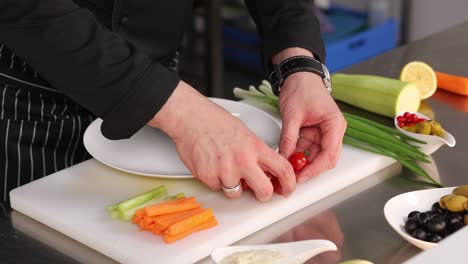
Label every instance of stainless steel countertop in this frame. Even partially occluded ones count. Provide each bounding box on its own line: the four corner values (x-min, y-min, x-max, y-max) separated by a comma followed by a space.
1, 22, 467, 264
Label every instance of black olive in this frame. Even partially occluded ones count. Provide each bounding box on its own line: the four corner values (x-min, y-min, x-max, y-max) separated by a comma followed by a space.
427, 234, 443, 243
431, 202, 445, 214
449, 221, 465, 232
408, 211, 420, 219
425, 219, 446, 234
405, 218, 419, 233
446, 214, 463, 225
430, 214, 445, 221
411, 228, 427, 240
417, 212, 431, 225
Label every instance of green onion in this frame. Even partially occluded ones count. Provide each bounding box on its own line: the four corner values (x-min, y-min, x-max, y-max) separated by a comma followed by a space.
233, 80, 444, 187
345, 115, 425, 154
345, 127, 429, 162
343, 113, 426, 144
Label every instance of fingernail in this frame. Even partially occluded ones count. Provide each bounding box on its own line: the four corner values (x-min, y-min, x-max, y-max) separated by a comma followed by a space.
298, 177, 307, 184
280, 153, 287, 158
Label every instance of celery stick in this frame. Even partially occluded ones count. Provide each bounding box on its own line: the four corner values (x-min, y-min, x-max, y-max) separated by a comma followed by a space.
114, 185, 167, 212
118, 192, 185, 221
170, 192, 186, 199
118, 194, 167, 221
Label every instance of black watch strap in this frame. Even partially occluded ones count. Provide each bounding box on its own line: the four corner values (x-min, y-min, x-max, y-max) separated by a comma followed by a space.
269, 56, 325, 96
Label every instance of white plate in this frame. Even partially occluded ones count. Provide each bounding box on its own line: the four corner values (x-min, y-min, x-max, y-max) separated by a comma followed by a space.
83, 98, 281, 178
383, 187, 457, 250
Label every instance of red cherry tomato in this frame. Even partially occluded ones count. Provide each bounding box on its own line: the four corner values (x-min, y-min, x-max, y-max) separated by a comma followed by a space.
288, 152, 309, 173
269, 176, 283, 195
243, 175, 283, 195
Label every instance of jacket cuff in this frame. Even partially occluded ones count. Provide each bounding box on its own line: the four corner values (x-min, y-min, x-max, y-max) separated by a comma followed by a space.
263, 21, 325, 65
100, 63, 180, 140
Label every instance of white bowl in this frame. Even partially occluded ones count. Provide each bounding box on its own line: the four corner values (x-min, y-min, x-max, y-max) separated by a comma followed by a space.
394, 112, 456, 154
383, 187, 457, 250
211, 240, 337, 264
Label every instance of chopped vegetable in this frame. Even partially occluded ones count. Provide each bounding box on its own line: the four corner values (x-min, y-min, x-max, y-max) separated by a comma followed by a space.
143, 197, 200, 217
331, 74, 421, 117
435, 71, 468, 96
153, 208, 205, 232
131, 196, 218, 244
115, 185, 167, 212
107, 186, 168, 221
163, 218, 218, 244
106, 188, 216, 243
164, 208, 215, 236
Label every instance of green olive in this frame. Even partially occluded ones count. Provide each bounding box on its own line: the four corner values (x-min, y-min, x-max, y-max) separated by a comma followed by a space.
453, 185, 468, 198
429, 120, 444, 137
465, 214, 468, 225
402, 125, 418, 133
417, 121, 432, 135
439, 194, 456, 209
445, 195, 468, 212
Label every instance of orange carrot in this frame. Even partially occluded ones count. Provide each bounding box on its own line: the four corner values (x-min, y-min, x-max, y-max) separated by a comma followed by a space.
132, 209, 145, 223
138, 216, 158, 227
154, 208, 205, 231
163, 218, 218, 244
164, 209, 215, 236
152, 227, 162, 235
144, 197, 199, 217
435, 71, 468, 96
140, 223, 155, 231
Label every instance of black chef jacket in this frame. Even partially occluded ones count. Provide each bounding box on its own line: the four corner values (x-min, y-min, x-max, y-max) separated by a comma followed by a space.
0, 0, 325, 140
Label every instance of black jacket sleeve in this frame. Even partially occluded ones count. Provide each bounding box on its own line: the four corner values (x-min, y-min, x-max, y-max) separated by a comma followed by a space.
0, 0, 180, 140
244, 0, 325, 64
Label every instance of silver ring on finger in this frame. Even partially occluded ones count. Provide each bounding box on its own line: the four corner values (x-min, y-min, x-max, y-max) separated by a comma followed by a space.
222, 182, 241, 193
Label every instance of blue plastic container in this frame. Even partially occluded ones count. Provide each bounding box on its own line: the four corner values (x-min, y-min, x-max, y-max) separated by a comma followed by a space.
223, 6, 398, 74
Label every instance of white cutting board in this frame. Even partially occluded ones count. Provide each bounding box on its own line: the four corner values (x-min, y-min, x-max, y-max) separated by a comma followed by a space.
10, 143, 419, 264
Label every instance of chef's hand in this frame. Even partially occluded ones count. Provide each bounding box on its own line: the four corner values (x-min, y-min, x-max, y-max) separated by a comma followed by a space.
273, 48, 347, 183
148, 81, 296, 201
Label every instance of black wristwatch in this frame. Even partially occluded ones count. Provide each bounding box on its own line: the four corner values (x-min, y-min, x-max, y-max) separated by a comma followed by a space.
268, 56, 332, 96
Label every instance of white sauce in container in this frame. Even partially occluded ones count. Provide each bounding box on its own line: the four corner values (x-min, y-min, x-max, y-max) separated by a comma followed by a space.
219, 249, 284, 264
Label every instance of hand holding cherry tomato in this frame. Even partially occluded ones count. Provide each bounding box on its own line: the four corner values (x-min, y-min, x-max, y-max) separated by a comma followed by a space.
288, 151, 310, 173
244, 151, 310, 197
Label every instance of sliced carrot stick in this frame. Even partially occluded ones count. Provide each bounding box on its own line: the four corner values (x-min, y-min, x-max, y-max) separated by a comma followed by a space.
132, 209, 145, 223
164, 209, 215, 236
138, 216, 158, 227
152, 227, 162, 235
144, 197, 198, 217
154, 208, 205, 231
140, 223, 155, 231
163, 218, 218, 244
435, 71, 468, 96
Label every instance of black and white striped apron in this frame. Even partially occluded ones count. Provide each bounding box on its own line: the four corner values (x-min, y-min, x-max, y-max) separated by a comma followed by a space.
0, 42, 180, 203
0, 43, 96, 202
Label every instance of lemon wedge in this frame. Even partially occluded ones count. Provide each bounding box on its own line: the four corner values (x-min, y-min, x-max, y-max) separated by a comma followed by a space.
400, 61, 437, 99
